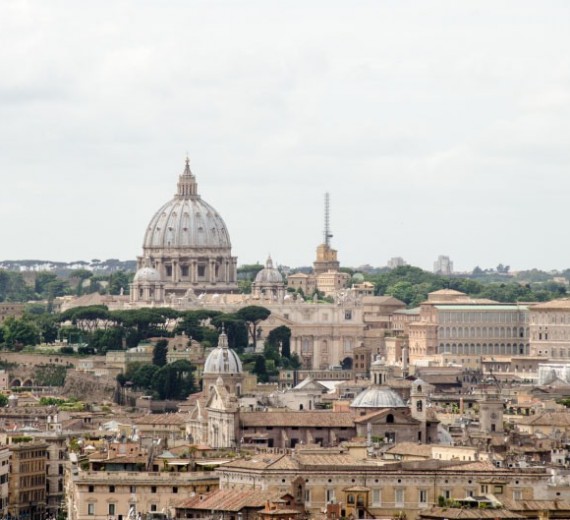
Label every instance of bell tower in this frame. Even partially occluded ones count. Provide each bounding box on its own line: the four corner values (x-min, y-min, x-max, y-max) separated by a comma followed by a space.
410, 379, 427, 443
479, 392, 504, 434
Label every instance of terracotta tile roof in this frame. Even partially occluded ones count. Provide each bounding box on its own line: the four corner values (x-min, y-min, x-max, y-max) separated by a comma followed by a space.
518, 411, 570, 427
501, 499, 570, 512
385, 442, 433, 458
134, 413, 187, 426
420, 507, 524, 519
353, 409, 419, 425
221, 454, 293, 470
442, 460, 501, 472
240, 411, 354, 428
177, 488, 280, 511
529, 299, 570, 310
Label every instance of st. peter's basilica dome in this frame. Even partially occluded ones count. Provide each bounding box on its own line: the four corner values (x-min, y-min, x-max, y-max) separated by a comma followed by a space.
132, 158, 238, 302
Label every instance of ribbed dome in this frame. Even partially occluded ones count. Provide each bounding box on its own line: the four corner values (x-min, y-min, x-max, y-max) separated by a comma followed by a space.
133, 267, 161, 282
203, 329, 243, 375
254, 256, 283, 284
350, 386, 406, 408
143, 159, 231, 250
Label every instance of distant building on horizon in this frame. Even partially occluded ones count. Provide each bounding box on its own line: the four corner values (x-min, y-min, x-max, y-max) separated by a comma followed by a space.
387, 257, 407, 269
433, 255, 453, 275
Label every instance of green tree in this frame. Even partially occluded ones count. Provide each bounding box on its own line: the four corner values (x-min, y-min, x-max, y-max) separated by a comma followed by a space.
152, 360, 195, 400
35, 272, 69, 300
235, 306, 271, 347
37, 316, 59, 344
211, 315, 248, 352
266, 325, 292, 358
60, 306, 111, 333
153, 340, 168, 367
108, 271, 132, 295
0, 270, 34, 302
89, 327, 124, 353
3, 317, 40, 349
131, 363, 160, 389
0, 394, 7, 407
253, 355, 268, 383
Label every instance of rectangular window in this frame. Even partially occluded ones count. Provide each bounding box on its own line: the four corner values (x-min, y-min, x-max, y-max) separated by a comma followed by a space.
373, 489, 381, 506
345, 311, 352, 320
109, 485, 115, 493
151, 505, 157, 512
88, 485, 94, 493
173, 486, 178, 494
305, 489, 311, 504
181, 266, 189, 276
513, 490, 522, 501
108, 504, 115, 516
395, 489, 404, 507
419, 490, 428, 504
130, 486, 136, 494
87, 504, 95, 516
151, 486, 157, 493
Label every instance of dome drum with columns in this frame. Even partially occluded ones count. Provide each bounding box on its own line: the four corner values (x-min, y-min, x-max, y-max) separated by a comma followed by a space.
131, 158, 238, 303
251, 256, 285, 301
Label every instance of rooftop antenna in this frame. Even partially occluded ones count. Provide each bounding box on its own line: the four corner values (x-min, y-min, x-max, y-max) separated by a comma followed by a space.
324, 192, 333, 246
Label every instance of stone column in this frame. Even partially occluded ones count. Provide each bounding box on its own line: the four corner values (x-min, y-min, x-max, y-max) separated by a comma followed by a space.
171, 261, 177, 282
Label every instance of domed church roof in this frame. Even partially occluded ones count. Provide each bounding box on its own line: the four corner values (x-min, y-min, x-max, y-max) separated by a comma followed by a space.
350, 386, 406, 409
133, 267, 162, 283
254, 256, 283, 284
203, 327, 243, 375
143, 158, 231, 250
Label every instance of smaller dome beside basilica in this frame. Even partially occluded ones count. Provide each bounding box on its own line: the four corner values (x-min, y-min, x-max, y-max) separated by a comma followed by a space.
254, 256, 283, 284
203, 328, 243, 375
133, 267, 162, 283
350, 386, 406, 409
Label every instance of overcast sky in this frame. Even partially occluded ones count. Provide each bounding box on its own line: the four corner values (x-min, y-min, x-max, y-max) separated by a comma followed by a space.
1, 1, 569, 272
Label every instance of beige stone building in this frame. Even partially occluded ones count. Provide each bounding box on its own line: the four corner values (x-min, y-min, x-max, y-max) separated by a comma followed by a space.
65, 467, 218, 520
9, 442, 47, 520
0, 446, 8, 517
529, 299, 570, 358
406, 290, 529, 362
0, 303, 24, 324
217, 449, 550, 520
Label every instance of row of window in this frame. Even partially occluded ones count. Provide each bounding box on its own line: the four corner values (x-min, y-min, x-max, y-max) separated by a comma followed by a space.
439, 312, 527, 324
89, 485, 187, 494
17, 450, 46, 460
315, 486, 517, 507
439, 326, 526, 339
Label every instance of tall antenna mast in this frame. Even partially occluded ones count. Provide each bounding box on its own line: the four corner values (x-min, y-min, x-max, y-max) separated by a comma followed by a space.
324, 192, 333, 246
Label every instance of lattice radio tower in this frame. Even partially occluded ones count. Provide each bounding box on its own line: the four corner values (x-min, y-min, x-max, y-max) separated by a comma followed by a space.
324, 192, 333, 247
